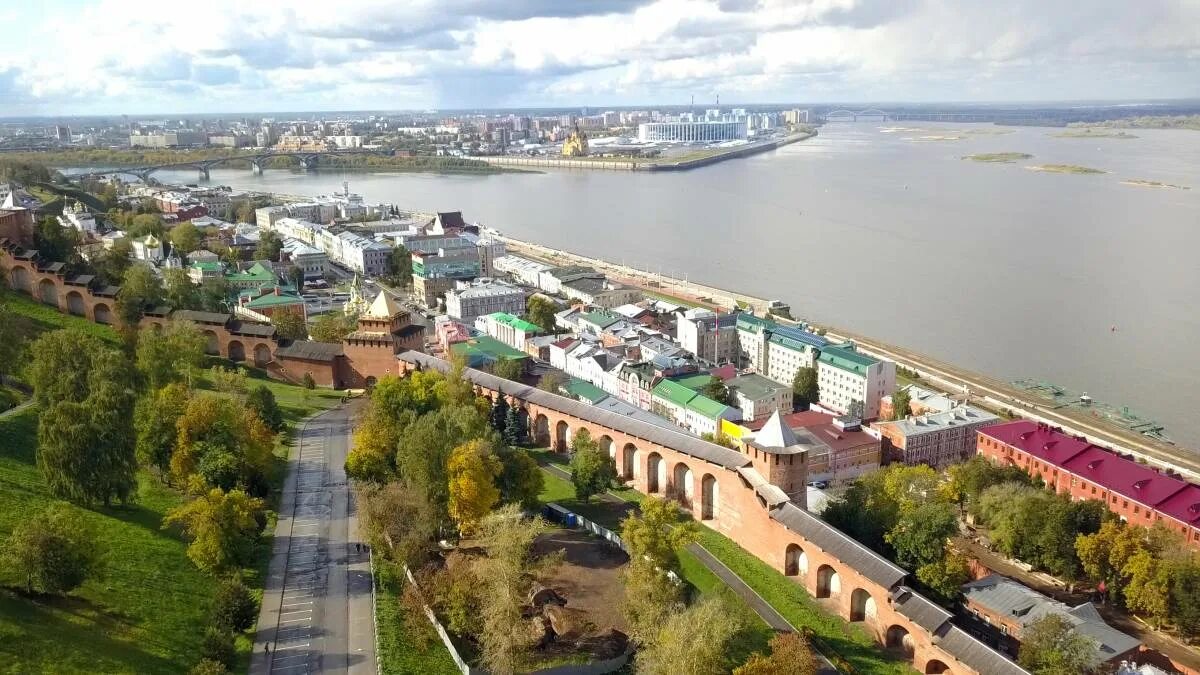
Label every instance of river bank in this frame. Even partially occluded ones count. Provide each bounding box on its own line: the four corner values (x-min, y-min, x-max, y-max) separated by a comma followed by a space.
492, 233, 1200, 481
475, 130, 816, 172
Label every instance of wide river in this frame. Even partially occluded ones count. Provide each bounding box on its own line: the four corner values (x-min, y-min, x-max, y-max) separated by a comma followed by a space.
148, 123, 1200, 450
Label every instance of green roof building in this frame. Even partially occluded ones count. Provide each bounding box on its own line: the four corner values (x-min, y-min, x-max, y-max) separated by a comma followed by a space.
450, 335, 530, 369
651, 378, 741, 436
815, 342, 895, 420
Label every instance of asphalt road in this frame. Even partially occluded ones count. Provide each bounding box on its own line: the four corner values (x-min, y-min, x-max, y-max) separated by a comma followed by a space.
251, 403, 376, 675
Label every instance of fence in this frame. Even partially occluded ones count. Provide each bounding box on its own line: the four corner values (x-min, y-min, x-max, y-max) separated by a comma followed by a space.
403, 565, 480, 675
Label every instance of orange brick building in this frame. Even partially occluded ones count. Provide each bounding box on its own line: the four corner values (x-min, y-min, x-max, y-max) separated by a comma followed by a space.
977, 420, 1200, 548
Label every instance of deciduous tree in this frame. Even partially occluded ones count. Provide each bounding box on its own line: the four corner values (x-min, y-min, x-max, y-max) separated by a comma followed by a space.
163, 488, 265, 573
163, 268, 200, 311
536, 370, 566, 394
271, 311, 307, 340
891, 388, 912, 420
699, 376, 731, 405
211, 577, 257, 632
255, 230, 282, 261
447, 439, 502, 535
569, 433, 616, 502
734, 631, 819, 675
916, 549, 971, 605
474, 506, 558, 675
245, 384, 284, 432
358, 481, 439, 568
136, 320, 207, 390
637, 595, 745, 675
29, 330, 137, 505
1124, 550, 1171, 627
2, 503, 100, 595
309, 312, 357, 343
135, 382, 192, 472
791, 366, 819, 409
491, 357, 524, 381
621, 496, 697, 573
170, 221, 201, 255
524, 295, 558, 333
1017, 614, 1099, 675
886, 501, 958, 571
116, 264, 164, 329
495, 448, 543, 510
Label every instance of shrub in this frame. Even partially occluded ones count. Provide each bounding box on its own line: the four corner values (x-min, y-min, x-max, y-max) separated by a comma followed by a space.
212, 577, 258, 632
200, 627, 236, 670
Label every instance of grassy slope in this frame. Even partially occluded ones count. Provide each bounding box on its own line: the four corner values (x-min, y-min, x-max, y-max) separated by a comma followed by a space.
0, 288, 342, 673
533, 452, 911, 675
0, 408, 215, 674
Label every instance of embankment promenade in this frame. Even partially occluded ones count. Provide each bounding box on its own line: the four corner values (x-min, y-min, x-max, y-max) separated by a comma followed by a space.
493, 233, 1200, 482
475, 131, 815, 172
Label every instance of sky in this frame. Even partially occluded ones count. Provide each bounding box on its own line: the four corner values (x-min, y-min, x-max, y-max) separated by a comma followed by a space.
1, 0, 1198, 116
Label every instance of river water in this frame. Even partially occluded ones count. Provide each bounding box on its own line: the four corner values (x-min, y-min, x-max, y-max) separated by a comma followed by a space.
145, 123, 1200, 449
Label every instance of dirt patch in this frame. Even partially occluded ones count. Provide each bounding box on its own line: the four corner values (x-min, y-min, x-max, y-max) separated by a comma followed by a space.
531, 528, 629, 634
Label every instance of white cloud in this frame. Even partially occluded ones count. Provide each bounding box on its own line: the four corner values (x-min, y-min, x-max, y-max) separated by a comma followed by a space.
1, 0, 1197, 115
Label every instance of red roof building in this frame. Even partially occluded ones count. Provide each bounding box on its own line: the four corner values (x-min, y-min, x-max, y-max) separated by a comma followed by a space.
977, 420, 1200, 548
743, 410, 881, 485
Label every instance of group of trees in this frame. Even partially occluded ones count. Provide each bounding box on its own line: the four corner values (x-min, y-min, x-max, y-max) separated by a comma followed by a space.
823, 463, 972, 603
972, 482, 1107, 584
346, 364, 543, 544
1075, 520, 1200, 634
567, 429, 617, 501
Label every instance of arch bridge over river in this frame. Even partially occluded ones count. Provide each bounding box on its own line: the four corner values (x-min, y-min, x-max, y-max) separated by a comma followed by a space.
69, 148, 395, 182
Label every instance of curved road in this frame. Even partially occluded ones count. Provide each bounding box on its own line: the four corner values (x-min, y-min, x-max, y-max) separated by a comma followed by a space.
251, 403, 376, 675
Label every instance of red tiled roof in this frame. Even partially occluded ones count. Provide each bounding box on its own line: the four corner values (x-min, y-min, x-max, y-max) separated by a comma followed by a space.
978, 420, 1094, 466
983, 420, 1199, 528
1157, 485, 1200, 527
744, 410, 876, 452
1063, 446, 1190, 511
551, 337, 577, 349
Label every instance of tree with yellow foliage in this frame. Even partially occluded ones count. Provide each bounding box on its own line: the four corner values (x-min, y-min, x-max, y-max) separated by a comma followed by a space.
447, 439, 502, 535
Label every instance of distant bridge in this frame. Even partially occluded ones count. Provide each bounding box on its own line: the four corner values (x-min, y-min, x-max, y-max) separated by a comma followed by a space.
822, 108, 891, 122
69, 148, 396, 182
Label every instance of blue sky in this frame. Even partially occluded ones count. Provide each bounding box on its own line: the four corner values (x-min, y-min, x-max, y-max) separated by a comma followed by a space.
1, 0, 1198, 116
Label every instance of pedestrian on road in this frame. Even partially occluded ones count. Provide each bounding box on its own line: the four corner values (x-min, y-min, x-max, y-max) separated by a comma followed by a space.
355, 542, 361, 553
264, 643, 270, 656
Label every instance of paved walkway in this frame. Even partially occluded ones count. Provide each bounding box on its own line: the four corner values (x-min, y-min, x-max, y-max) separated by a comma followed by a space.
0, 399, 33, 419
541, 461, 837, 673
252, 403, 375, 675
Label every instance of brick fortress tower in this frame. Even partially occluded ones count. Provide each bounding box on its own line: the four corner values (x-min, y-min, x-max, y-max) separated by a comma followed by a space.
340, 291, 426, 388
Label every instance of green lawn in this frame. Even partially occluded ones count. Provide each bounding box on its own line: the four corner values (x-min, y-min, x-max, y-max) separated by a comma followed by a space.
2, 288, 120, 346
0, 289, 346, 673
692, 533, 910, 675
0, 407, 217, 673
374, 561, 461, 675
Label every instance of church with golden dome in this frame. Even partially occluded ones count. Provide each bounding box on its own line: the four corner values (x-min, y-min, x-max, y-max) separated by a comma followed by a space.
561, 124, 589, 157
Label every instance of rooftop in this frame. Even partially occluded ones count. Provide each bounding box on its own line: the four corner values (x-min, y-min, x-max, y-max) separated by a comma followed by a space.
962, 574, 1140, 660
562, 377, 609, 404
817, 342, 880, 375
981, 420, 1200, 527
485, 312, 541, 333
727, 372, 787, 401
873, 405, 999, 437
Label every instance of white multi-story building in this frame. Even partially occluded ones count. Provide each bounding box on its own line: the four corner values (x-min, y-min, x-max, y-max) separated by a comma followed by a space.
675, 309, 739, 366
445, 278, 525, 324
816, 343, 896, 420
271, 217, 324, 245
331, 231, 391, 276
493, 254, 551, 287
474, 312, 542, 351
637, 120, 748, 142
735, 314, 828, 384
281, 238, 328, 280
